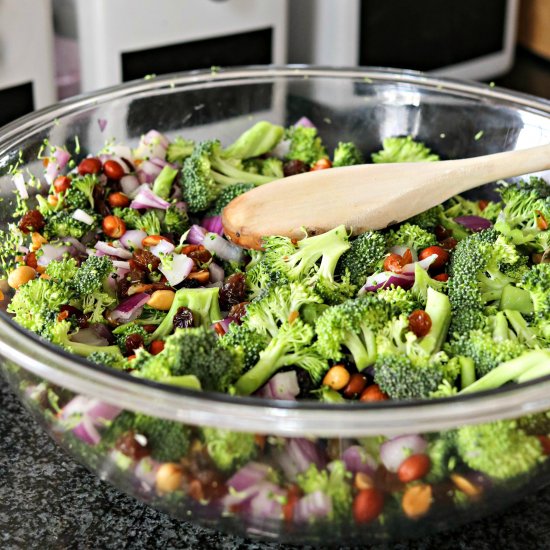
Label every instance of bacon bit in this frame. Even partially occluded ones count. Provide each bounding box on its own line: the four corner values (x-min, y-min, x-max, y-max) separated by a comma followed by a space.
288, 310, 299, 324
383, 253, 406, 273
311, 158, 332, 171
478, 199, 489, 211
536, 210, 548, 231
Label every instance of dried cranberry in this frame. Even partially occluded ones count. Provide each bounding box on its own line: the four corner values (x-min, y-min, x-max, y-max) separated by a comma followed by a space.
92, 184, 111, 217
115, 430, 150, 460
283, 159, 308, 177
173, 307, 194, 330
219, 273, 246, 311
227, 302, 248, 324
133, 249, 161, 272
125, 333, 144, 355
18, 210, 45, 233
434, 224, 451, 242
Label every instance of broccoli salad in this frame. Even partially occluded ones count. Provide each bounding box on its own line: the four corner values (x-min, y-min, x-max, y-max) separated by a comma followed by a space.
3, 118, 550, 528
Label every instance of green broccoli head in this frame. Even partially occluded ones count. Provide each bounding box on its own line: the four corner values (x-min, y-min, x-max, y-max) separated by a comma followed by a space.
376, 286, 422, 315
112, 207, 142, 230
285, 125, 328, 166
0, 225, 25, 276
44, 210, 97, 240
72, 256, 114, 295
45, 257, 79, 283
519, 263, 550, 325
201, 427, 258, 471
332, 141, 364, 167
371, 136, 439, 164
296, 460, 352, 520
206, 183, 255, 216
455, 420, 543, 481
385, 223, 437, 252
162, 204, 189, 235
337, 231, 386, 287
134, 326, 244, 393
102, 411, 191, 463
88, 351, 127, 370
219, 322, 269, 370
166, 137, 195, 164
112, 322, 148, 354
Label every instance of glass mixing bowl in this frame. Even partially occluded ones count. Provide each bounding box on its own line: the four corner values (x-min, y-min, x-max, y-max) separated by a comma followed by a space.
1, 66, 550, 545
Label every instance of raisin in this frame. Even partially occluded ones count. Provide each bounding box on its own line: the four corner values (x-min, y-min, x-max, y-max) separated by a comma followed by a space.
295, 368, 316, 397
227, 302, 248, 324
176, 278, 200, 289
133, 249, 161, 272
92, 184, 111, 217
188, 246, 212, 266
283, 159, 308, 177
173, 307, 194, 329
58, 304, 88, 328
434, 224, 451, 241
219, 273, 246, 311
125, 333, 144, 355
18, 210, 45, 233
115, 430, 150, 460
25, 252, 38, 269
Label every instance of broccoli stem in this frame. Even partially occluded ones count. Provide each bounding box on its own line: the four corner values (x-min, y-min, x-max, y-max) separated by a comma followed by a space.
504, 309, 539, 347
499, 285, 534, 315
459, 357, 476, 389
159, 375, 202, 389
233, 342, 285, 395
419, 288, 451, 354
460, 350, 550, 394
493, 311, 510, 342
152, 165, 178, 199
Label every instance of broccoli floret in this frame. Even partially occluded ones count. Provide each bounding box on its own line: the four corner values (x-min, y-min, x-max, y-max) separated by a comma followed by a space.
296, 461, 352, 520
80, 292, 116, 324
260, 157, 284, 178
385, 223, 437, 252
182, 140, 277, 212
444, 195, 501, 223
219, 322, 269, 370
44, 210, 96, 240
332, 141, 364, 167
243, 281, 323, 337
166, 137, 195, 164
7, 277, 74, 334
446, 311, 528, 378
72, 174, 98, 208
47, 320, 124, 360
425, 434, 457, 483
134, 327, 243, 392
73, 256, 114, 295
285, 125, 328, 166
455, 420, 543, 481
162, 204, 189, 235
0, 225, 25, 275
112, 207, 142, 230
45, 257, 79, 283
410, 262, 447, 306
376, 286, 421, 315
262, 225, 351, 297
234, 319, 328, 395
102, 411, 191, 462
371, 136, 439, 164
152, 165, 178, 200
518, 412, 550, 436
88, 351, 127, 370
201, 427, 258, 471
448, 230, 521, 335
222, 121, 284, 160
139, 210, 162, 236
149, 286, 222, 341
206, 183, 256, 216
519, 264, 550, 340
62, 188, 89, 211
112, 322, 148, 354
494, 177, 550, 252
315, 293, 393, 371
337, 231, 386, 287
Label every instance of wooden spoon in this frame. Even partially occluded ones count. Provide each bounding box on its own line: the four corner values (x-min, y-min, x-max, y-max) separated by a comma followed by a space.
222, 143, 550, 249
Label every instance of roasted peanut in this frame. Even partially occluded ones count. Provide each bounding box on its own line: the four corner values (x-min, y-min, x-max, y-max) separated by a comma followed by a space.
156, 463, 183, 493
147, 289, 175, 310
402, 484, 432, 519
8, 265, 37, 289
322, 364, 351, 391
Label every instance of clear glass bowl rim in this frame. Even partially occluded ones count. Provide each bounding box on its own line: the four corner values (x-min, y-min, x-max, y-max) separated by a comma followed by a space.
1, 65, 550, 437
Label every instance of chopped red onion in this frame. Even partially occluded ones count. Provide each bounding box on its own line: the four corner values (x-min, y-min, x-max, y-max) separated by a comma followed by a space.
135, 130, 169, 160
360, 271, 414, 293
401, 253, 438, 274
72, 209, 95, 225
208, 262, 225, 284
159, 254, 194, 286
12, 172, 28, 199
110, 292, 150, 323
61, 237, 87, 254
97, 118, 108, 132
120, 174, 140, 196
275, 438, 327, 481
203, 232, 244, 263
270, 138, 290, 159
295, 116, 316, 128
380, 434, 427, 472
130, 184, 170, 210
247, 482, 285, 519
256, 371, 300, 401
342, 445, 377, 475
150, 240, 175, 258
454, 215, 493, 232
45, 148, 72, 184
187, 224, 207, 245
389, 245, 409, 257
112, 260, 131, 270
202, 215, 224, 236
120, 229, 147, 250
136, 160, 163, 184
294, 491, 332, 523
110, 144, 134, 163
227, 462, 271, 493
175, 201, 188, 212
95, 241, 133, 259
134, 456, 160, 489
37, 244, 67, 266
70, 327, 111, 347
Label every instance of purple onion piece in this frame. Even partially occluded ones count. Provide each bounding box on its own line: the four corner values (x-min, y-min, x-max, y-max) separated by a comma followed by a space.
275, 438, 327, 481
119, 229, 147, 250
95, 241, 133, 259
110, 293, 150, 323
150, 240, 175, 258
97, 118, 108, 132
401, 253, 438, 275
360, 271, 415, 294
120, 174, 140, 196
293, 491, 332, 523
227, 462, 271, 492
130, 184, 170, 210
37, 244, 66, 266
187, 224, 207, 245
159, 254, 194, 287
12, 173, 28, 198
70, 327, 110, 347
342, 445, 378, 475
208, 262, 225, 284
379, 434, 427, 472
202, 215, 224, 236
454, 215, 492, 232
245, 482, 286, 519
256, 371, 300, 401
202, 232, 244, 263
294, 116, 316, 128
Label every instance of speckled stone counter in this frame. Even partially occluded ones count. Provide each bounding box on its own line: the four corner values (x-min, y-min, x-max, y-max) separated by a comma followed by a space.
2, 379, 550, 550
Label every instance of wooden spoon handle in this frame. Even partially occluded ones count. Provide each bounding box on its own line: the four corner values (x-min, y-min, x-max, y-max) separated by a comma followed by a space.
222, 143, 550, 249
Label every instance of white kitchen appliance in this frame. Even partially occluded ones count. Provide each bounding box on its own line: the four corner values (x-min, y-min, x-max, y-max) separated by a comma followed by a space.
288, 0, 519, 80
54, 0, 288, 94
0, 0, 56, 126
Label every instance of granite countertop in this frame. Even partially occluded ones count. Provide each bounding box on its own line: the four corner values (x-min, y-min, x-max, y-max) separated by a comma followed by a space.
2, 379, 550, 550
